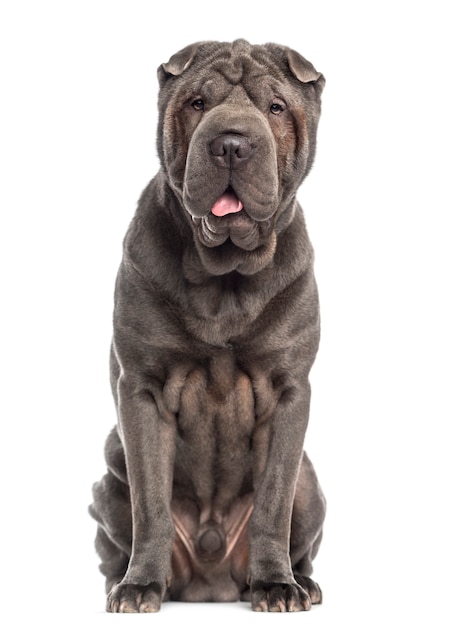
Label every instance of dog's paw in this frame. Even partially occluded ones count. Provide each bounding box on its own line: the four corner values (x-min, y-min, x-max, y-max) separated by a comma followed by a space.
106, 581, 163, 613
250, 580, 311, 612
294, 575, 323, 604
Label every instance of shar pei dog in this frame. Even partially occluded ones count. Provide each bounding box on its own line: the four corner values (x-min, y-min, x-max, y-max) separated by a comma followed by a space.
89, 39, 326, 613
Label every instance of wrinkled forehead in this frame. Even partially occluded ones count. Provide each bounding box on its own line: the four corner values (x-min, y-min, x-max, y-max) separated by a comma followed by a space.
177, 44, 292, 103
209, 41, 286, 84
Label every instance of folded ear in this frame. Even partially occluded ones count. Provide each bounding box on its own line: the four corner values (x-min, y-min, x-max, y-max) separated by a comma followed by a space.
157, 43, 202, 85
287, 48, 325, 88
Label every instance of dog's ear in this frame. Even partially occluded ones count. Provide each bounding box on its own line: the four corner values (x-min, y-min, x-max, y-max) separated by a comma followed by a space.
158, 43, 201, 86
287, 49, 325, 90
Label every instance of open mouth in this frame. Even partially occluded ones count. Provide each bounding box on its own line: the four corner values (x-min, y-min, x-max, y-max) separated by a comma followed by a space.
190, 186, 277, 273
211, 187, 243, 217
191, 187, 275, 253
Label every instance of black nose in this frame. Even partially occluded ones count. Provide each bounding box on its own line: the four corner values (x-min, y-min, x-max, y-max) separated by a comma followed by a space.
210, 134, 252, 169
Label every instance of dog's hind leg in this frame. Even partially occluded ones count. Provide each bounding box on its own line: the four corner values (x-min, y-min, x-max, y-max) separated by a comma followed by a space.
89, 428, 132, 593
289, 452, 325, 605
94, 524, 130, 594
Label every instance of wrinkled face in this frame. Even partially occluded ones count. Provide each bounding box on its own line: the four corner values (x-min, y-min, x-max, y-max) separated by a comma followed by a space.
158, 41, 324, 275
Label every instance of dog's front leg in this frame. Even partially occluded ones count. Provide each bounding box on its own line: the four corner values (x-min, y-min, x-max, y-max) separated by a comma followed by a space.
249, 380, 313, 612
106, 377, 176, 613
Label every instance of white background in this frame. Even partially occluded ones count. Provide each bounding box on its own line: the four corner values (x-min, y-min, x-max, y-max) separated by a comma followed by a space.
1, 1, 462, 624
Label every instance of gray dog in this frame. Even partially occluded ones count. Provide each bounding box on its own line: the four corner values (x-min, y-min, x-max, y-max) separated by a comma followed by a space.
89, 39, 326, 613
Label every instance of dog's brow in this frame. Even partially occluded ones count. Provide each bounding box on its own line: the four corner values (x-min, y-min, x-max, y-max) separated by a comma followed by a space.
215, 62, 244, 85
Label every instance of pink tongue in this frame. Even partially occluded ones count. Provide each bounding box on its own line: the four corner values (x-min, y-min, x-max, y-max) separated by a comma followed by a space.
211, 191, 243, 216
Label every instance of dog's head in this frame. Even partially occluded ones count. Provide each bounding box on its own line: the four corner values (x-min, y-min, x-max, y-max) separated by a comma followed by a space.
157, 40, 324, 275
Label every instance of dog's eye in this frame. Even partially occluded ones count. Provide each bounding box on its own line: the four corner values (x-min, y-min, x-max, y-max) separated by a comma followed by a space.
191, 99, 205, 111
270, 102, 285, 115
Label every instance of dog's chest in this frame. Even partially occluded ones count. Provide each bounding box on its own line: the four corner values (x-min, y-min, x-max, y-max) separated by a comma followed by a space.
164, 351, 259, 508
182, 274, 265, 346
